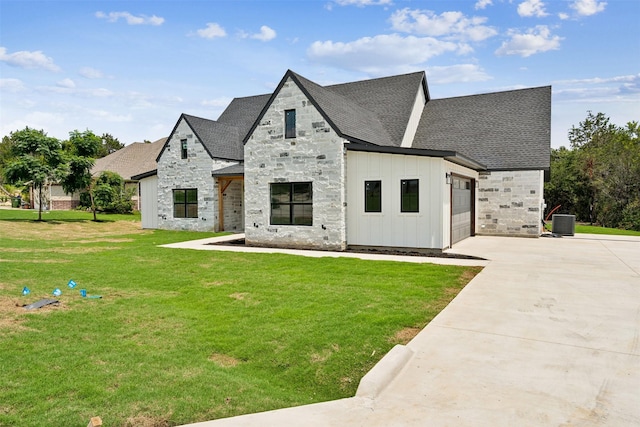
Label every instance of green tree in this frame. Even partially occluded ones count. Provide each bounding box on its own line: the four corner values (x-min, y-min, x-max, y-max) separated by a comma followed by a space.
91, 171, 134, 214
3, 127, 64, 220
60, 130, 101, 221
548, 112, 640, 230
98, 133, 124, 158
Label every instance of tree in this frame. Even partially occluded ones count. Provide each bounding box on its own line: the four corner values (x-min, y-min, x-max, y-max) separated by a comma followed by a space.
546, 112, 640, 230
91, 171, 134, 214
98, 133, 124, 158
3, 127, 64, 220
60, 130, 101, 221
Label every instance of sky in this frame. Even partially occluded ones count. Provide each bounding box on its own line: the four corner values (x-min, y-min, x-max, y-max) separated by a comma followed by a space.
1, 0, 638, 149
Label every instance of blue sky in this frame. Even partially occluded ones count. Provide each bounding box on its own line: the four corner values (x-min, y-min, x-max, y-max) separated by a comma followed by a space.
1, 0, 638, 148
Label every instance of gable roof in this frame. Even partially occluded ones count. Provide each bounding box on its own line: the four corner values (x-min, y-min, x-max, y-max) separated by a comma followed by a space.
92, 137, 166, 180
413, 86, 551, 170
158, 94, 270, 163
182, 114, 243, 161
244, 70, 428, 147
328, 71, 428, 147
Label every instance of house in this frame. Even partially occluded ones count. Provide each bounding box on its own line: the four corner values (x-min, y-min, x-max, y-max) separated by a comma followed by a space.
42, 138, 165, 210
137, 70, 550, 251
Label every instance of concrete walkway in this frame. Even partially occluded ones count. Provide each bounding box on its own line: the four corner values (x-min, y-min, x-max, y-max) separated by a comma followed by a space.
177, 234, 640, 426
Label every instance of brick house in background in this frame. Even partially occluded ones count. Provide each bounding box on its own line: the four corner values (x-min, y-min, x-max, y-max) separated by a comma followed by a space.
135, 70, 551, 251
41, 138, 165, 210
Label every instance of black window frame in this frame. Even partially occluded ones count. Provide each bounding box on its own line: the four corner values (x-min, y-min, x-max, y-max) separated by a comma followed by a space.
270, 182, 312, 226
173, 188, 198, 218
400, 179, 419, 213
180, 139, 188, 159
285, 109, 296, 139
364, 180, 382, 213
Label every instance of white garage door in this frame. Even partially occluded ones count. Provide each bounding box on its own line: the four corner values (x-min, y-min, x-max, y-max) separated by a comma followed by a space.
452, 176, 472, 244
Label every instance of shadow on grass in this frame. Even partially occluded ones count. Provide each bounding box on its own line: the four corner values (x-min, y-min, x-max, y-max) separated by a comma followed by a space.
0, 218, 116, 224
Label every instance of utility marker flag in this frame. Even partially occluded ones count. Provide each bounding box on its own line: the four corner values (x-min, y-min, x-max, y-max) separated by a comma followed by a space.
68, 280, 77, 288
53, 288, 62, 297
22, 287, 30, 296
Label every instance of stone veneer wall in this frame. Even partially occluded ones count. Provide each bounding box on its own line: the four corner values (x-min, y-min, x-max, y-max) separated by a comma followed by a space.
244, 77, 347, 250
476, 170, 544, 237
157, 118, 237, 231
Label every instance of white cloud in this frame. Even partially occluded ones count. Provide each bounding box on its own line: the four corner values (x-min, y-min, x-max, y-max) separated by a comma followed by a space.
517, 0, 548, 17
552, 74, 640, 86
95, 11, 164, 26
243, 25, 277, 42
475, 0, 493, 10
195, 23, 227, 39
426, 64, 492, 84
495, 25, 562, 57
87, 109, 132, 122
558, 12, 570, 20
308, 34, 459, 75
570, 0, 607, 16
0, 78, 25, 92
57, 78, 76, 89
0, 47, 60, 71
79, 67, 105, 79
390, 9, 497, 42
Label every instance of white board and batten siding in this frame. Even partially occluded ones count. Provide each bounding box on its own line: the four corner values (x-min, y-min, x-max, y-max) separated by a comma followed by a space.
139, 175, 158, 229
346, 151, 478, 250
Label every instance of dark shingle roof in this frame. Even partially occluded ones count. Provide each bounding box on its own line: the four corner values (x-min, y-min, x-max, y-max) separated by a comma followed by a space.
217, 94, 271, 138
211, 163, 244, 176
328, 71, 427, 147
290, 71, 394, 146
245, 70, 428, 147
413, 86, 551, 170
182, 114, 243, 161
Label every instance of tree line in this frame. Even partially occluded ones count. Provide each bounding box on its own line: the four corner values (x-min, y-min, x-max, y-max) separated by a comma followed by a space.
0, 127, 128, 220
545, 112, 640, 231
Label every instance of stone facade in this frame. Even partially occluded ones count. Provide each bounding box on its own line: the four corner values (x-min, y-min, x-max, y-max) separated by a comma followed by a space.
244, 77, 348, 250
157, 118, 238, 231
476, 170, 544, 237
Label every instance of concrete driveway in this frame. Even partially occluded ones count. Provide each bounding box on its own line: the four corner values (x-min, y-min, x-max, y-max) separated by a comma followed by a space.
181, 233, 640, 426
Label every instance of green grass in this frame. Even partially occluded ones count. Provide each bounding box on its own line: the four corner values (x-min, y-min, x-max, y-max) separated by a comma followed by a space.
0, 209, 480, 427
575, 223, 640, 236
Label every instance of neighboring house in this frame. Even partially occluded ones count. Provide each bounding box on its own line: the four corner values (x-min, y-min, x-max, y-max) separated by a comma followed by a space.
138, 69, 551, 251
43, 138, 166, 210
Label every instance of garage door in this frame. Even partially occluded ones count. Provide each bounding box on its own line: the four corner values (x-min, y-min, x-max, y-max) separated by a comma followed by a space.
452, 176, 472, 244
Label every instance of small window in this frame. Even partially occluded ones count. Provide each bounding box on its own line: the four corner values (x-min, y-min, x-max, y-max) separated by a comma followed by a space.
181, 139, 188, 159
285, 109, 296, 139
365, 180, 381, 212
173, 189, 198, 218
270, 182, 312, 225
401, 179, 419, 212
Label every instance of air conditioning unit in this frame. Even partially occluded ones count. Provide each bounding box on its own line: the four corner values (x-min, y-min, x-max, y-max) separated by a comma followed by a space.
552, 214, 575, 236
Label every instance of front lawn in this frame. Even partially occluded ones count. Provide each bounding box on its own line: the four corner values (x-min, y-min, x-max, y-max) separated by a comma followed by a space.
0, 210, 480, 427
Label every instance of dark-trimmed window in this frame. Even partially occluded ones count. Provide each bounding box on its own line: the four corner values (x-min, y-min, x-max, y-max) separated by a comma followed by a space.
401, 179, 419, 212
173, 189, 198, 218
365, 180, 381, 212
270, 182, 312, 225
181, 139, 188, 159
285, 109, 296, 138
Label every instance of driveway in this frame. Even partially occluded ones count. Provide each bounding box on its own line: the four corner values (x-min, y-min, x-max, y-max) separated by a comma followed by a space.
180, 233, 640, 426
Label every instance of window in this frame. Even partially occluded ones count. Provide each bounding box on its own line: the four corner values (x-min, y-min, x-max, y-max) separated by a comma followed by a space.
270, 182, 312, 225
285, 109, 296, 139
181, 139, 188, 159
401, 179, 419, 212
365, 180, 382, 212
173, 189, 198, 218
